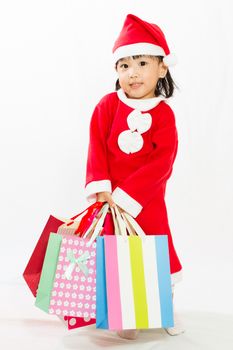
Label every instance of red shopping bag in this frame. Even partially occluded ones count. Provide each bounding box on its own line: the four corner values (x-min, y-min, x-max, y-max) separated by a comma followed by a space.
64, 316, 95, 330
23, 202, 103, 297
23, 215, 64, 297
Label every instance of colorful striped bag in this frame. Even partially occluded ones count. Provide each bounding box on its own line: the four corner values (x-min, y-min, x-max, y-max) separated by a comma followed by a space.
96, 209, 174, 330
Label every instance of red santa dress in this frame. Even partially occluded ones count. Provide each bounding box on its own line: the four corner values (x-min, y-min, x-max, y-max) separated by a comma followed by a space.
85, 88, 182, 284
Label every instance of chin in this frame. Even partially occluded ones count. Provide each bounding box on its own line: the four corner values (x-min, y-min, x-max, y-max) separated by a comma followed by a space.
126, 93, 142, 99
126, 90, 144, 99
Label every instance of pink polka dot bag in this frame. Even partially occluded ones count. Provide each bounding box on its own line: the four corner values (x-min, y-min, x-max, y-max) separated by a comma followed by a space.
35, 204, 109, 324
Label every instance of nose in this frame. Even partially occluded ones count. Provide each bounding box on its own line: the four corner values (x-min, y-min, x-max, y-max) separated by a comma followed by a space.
128, 66, 139, 78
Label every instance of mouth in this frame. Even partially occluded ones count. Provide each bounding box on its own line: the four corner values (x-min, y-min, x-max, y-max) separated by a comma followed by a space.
129, 82, 143, 89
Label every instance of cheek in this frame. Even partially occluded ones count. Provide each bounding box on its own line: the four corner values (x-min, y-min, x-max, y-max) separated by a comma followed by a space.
118, 74, 128, 86
145, 71, 159, 85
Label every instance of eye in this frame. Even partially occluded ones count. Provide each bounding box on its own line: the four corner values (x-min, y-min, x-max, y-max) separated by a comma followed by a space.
139, 61, 147, 66
120, 63, 128, 69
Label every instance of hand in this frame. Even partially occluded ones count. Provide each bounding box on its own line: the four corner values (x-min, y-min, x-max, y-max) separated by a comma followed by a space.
116, 206, 126, 214
96, 191, 116, 208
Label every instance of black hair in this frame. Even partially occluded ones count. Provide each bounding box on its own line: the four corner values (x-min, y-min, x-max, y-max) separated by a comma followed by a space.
115, 55, 178, 98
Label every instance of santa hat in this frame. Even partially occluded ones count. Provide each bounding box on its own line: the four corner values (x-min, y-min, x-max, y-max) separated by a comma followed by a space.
113, 14, 177, 67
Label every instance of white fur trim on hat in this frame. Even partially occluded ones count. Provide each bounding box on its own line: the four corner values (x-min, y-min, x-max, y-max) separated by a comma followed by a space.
113, 42, 166, 62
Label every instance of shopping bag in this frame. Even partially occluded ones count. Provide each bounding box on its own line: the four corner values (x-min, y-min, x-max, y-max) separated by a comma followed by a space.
64, 315, 95, 329
23, 202, 103, 297
96, 211, 174, 330
35, 233, 97, 318
23, 215, 64, 297
35, 203, 109, 319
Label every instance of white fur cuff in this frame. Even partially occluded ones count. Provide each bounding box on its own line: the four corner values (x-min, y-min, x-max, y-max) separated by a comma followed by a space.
112, 187, 142, 218
85, 180, 112, 203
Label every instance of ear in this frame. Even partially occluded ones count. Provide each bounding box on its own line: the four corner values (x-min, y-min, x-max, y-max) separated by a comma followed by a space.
159, 62, 168, 78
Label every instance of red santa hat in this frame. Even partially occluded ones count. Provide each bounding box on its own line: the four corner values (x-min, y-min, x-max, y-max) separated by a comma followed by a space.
113, 14, 177, 67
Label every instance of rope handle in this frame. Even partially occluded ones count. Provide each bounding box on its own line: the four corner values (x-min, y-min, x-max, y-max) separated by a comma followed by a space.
114, 206, 128, 237
82, 203, 108, 239
66, 202, 147, 246
121, 211, 146, 239
110, 206, 120, 235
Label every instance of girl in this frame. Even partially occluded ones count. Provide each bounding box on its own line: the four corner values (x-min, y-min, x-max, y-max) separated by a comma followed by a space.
85, 14, 184, 340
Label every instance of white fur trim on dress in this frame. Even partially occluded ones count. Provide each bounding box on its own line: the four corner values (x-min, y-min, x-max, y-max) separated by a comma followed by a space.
85, 180, 112, 203
113, 43, 166, 63
171, 269, 183, 285
117, 89, 166, 111
112, 187, 142, 218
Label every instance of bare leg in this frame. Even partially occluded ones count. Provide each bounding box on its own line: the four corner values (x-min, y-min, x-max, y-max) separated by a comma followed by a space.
164, 287, 185, 336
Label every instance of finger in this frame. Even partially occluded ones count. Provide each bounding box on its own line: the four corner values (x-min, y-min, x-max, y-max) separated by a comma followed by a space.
96, 194, 105, 202
109, 200, 116, 208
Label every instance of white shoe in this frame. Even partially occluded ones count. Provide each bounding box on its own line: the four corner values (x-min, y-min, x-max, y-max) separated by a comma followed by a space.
164, 314, 185, 336
117, 329, 140, 340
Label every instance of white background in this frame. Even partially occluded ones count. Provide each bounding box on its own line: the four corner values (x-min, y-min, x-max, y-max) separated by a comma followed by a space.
0, 0, 233, 318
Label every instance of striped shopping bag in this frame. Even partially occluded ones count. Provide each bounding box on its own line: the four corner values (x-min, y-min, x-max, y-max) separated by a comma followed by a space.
96, 235, 174, 330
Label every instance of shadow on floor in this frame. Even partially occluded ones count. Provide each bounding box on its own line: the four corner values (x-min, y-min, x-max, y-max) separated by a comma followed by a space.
60, 311, 233, 350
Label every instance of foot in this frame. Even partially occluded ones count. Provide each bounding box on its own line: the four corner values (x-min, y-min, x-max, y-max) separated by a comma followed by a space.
117, 329, 139, 340
164, 314, 185, 336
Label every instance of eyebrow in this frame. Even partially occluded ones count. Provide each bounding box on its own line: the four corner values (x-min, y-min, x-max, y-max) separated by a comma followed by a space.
118, 55, 146, 63
116, 55, 155, 68
117, 57, 130, 64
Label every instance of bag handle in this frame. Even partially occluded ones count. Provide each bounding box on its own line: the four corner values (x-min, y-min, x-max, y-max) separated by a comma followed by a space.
113, 206, 128, 237
83, 203, 128, 241
74, 202, 103, 235
121, 211, 146, 239
79, 203, 146, 246
120, 211, 136, 236
69, 201, 103, 222
113, 206, 145, 238
82, 203, 107, 239
110, 206, 120, 235
57, 202, 104, 235
86, 203, 110, 247
83, 203, 125, 240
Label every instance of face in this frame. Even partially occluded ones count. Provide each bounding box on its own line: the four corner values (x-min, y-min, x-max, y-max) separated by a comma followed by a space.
116, 55, 168, 99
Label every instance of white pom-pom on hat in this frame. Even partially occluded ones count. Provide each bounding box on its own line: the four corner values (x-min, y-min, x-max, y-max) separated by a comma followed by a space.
163, 53, 178, 67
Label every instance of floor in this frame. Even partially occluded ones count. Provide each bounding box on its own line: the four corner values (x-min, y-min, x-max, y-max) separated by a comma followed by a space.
1, 283, 232, 350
